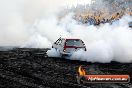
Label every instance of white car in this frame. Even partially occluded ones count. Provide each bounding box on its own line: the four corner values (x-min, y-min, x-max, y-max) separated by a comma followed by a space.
52, 37, 87, 57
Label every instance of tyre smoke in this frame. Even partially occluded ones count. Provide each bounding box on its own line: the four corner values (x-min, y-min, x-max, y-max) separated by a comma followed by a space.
0, 0, 132, 63
47, 14, 132, 63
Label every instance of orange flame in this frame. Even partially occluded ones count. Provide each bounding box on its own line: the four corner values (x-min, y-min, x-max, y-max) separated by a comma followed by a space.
78, 66, 86, 76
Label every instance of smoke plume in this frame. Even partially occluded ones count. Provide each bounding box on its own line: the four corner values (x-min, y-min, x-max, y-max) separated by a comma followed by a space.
47, 14, 132, 63
0, 0, 132, 63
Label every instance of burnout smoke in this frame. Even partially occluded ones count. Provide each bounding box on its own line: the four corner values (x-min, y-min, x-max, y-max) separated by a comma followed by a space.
47, 48, 61, 57
0, 0, 132, 63
47, 14, 132, 63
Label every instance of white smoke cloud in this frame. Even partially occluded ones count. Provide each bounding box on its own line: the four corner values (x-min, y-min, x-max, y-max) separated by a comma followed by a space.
0, 0, 67, 46
47, 14, 132, 63
47, 48, 61, 57
0, 0, 132, 63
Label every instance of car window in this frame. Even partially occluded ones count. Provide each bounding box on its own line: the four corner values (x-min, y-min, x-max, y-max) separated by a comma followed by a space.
55, 38, 61, 45
66, 39, 84, 47
58, 39, 62, 45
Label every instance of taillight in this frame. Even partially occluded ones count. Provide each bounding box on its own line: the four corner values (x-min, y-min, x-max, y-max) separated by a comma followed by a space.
63, 42, 66, 52
63, 48, 66, 52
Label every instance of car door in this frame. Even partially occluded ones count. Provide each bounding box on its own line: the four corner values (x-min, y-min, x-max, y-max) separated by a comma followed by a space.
53, 38, 61, 48
57, 39, 63, 53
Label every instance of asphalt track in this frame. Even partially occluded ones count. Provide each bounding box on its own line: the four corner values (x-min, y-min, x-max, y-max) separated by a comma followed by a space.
0, 48, 132, 88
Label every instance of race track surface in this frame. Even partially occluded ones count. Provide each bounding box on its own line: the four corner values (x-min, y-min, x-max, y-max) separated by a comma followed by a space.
0, 48, 132, 88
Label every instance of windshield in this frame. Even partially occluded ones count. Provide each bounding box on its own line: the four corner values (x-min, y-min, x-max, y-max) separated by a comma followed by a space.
66, 39, 84, 47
